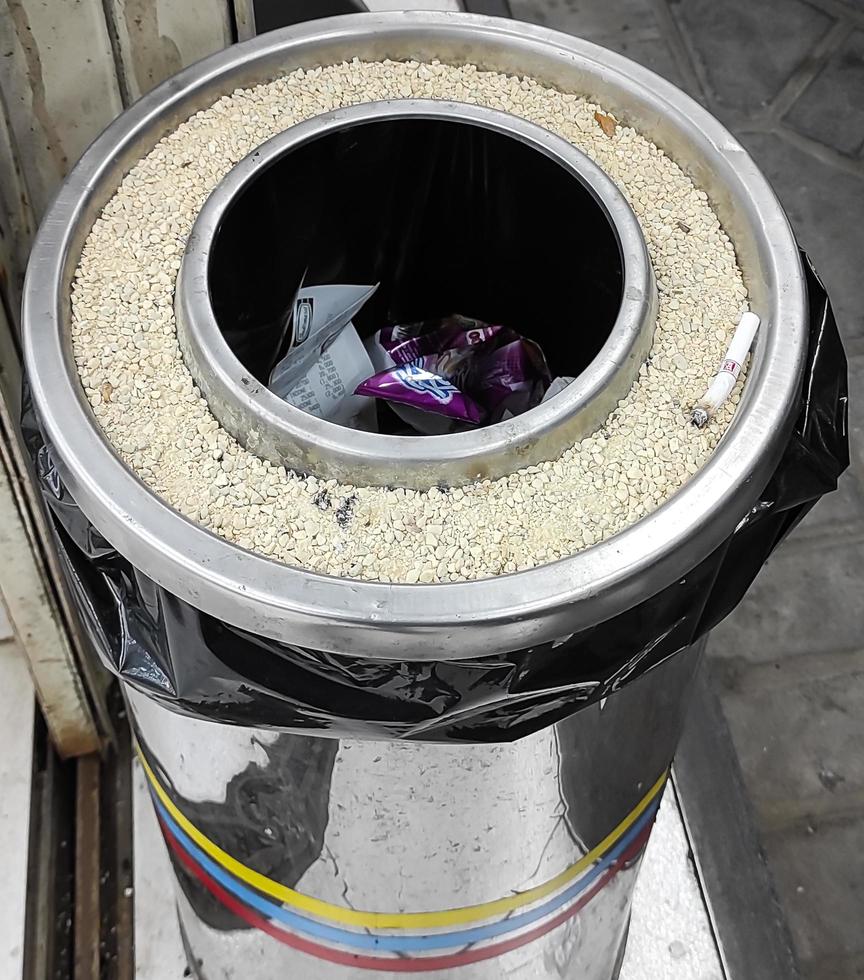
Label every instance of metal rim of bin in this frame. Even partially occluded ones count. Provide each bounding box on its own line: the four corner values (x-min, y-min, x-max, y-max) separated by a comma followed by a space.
175, 98, 657, 489
22, 12, 807, 660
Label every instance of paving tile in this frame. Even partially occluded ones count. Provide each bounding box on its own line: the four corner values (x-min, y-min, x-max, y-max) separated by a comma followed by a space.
736, 131, 864, 339
713, 666, 864, 815
848, 353, 864, 475
801, 952, 864, 980
597, 33, 691, 91
508, 0, 657, 38
707, 536, 864, 663
671, 0, 835, 109
796, 470, 864, 536
785, 30, 864, 156
509, 1, 702, 97
762, 821, 864, 963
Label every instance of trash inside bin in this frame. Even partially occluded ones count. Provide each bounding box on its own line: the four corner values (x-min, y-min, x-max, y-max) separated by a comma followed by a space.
211, 112, 620, 438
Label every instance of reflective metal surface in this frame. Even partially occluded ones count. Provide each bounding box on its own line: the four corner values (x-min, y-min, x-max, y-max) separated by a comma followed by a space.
23, 12, 807, 659
175, 99, 656, 488
126, 645, 703, 979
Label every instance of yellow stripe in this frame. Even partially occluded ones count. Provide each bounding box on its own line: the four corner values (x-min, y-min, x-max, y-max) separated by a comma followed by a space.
139, 745, 665, 930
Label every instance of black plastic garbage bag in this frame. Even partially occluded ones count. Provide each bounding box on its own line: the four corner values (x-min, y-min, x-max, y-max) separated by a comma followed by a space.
21, 253, 848, 743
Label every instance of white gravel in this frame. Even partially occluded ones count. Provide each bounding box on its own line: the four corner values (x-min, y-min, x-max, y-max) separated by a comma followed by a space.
71, 60, 748, 583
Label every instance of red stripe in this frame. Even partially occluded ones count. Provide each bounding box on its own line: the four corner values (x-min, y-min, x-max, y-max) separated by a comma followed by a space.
161, 817, 652, 972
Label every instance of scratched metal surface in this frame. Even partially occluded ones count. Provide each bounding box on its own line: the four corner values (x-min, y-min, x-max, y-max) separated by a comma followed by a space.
132, 758, 724, 980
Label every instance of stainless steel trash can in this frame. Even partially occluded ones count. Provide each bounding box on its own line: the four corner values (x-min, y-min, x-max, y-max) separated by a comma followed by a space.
23, 12, 840, 980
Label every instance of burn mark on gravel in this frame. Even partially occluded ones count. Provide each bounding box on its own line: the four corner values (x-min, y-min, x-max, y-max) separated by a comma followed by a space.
335, 494, 357, 528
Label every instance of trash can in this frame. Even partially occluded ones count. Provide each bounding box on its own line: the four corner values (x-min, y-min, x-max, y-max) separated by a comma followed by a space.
21, 13, 848, 980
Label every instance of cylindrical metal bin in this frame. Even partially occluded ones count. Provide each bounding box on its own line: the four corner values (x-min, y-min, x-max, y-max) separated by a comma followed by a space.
22, 11, 845, 980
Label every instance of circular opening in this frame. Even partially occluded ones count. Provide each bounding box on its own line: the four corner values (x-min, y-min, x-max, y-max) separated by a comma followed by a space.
176, 102, 655, 487
207, 115, 625, 435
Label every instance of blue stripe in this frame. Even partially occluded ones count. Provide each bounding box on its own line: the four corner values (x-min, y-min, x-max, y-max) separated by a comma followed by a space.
152, 790, 657, 954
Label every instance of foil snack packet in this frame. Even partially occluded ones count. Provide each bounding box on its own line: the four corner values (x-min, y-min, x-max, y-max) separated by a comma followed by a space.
356, 315, 551, 434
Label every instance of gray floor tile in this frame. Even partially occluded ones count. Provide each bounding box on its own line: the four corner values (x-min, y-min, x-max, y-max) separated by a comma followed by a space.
672, 0, 836, 110
715, 669, 864, 817
847, 353, 864, 474
795, 470, 864, 537
0, 641, 33, 980
596, 33, 690, 90
708, 536, 864, 663
509, 2, 702, 96
801, 952, 864, 980
763, 821, 864, 964
784, 30, 864, 156
736, 130, 864, 339
508, 0, 657, 38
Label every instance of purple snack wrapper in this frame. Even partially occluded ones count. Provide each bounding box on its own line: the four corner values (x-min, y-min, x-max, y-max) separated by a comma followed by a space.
356, 357, 486, 424
356, 315, 551, 429
479, 338, 550, 419
377, 315, 503, 365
